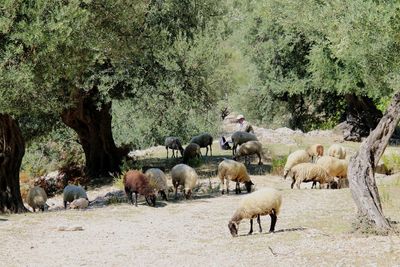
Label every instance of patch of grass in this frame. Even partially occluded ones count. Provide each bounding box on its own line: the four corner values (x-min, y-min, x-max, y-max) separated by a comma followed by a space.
271, 155, 287, 176
112, 172, 125, 190
382, 152, 400, 173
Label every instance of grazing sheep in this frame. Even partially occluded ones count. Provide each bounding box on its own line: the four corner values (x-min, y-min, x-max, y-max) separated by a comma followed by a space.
165, 137, 184, 159
190, 133, 213, 156
171, 164, 198, 199
228, 187, 282, 237
288, 163, 334, 189
123, 170, 156, 207
69, 198, 89, 209
145, 168, 168, 201
183, 143, 202, 164
27, 186, 47, 212
231, 131, 258, 156
327, 144, 346, 159
233, 141, 263, 165
316, 156, 349, 188
283, 150, 312, 179
63, 185, 88, 209
306, 144, 324, 162
218, 159, 254, 194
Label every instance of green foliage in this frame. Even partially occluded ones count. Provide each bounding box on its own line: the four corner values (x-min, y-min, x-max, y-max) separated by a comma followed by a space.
271, 155, 287, 176
382, 153, 400, 173
21, 126, 84, 177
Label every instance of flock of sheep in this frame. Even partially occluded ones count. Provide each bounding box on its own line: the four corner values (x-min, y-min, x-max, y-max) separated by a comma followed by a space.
25, 130, 350, 237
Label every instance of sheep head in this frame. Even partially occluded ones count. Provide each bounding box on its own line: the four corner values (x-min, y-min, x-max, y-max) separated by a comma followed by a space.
228, 221, 239, 237
244, 180, 254, 193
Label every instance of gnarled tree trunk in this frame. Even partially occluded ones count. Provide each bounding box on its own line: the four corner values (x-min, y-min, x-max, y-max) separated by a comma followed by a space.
342, 94, 382, 142
348, 91, 400, 233
61, 89, 125, 178
0, 114, 27, 213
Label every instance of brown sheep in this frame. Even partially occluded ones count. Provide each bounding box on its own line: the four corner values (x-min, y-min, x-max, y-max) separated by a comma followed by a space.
123, 170, 156, 207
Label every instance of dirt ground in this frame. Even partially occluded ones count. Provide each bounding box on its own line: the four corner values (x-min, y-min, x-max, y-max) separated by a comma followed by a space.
1, 173, 400, 267
2, 118, 400, 266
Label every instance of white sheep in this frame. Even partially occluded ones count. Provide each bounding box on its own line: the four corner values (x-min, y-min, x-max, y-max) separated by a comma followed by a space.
165, 137, 184, 158
145, 168, 168, 201
287, 162, 334, 189
218, 159, 254, 194
283, 150, 312, 179
231, 131, 258, 156
190, 133, 213, 156
228, 187, 282, 237
26, 186, 47, 212
63, 185, 88, 209
306, 144, 324, 162
69, 198, 89, 209
171, 164, 198, 199
233, 141, 263, 165
327, 144, 346, 159
316, 156, 349, 188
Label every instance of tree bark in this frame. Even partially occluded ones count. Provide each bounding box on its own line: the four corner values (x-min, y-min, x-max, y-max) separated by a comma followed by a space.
348, 91, 400, 233
61, 89, 125, 178
342, 94, 382, 142
0, 114, 27, 213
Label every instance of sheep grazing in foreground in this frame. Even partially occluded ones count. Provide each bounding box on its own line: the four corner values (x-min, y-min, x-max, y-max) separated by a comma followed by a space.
171, 164, 198, 199
183, 143, 202, 164
27, 186, 47, 212
63, 185, 88, 209
145, 168, 168, 201
124, 170, 156, 207
287, 163, 334, 189
165, 137, 184, 159
316, 156, 349, 188
231, 131, 258, 156
233, 141, 263, 165
327, 144, 346, 159
228, 187, 282, 237
283, 150, 312, 179
218, 159, 254, 194
190, 133, 213, 156
69, 198, 89, 209
306, 144, 324, 162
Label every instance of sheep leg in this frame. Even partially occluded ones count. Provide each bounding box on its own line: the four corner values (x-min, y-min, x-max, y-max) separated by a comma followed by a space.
160, 191, 168, 201
33, 207, 36, 212
166, 148, 169, 159
174, 185, 178, 199
235, 181, 241, 194
63, 201, 67, 209
290, 179, 296, 189
134, 192, 138, 207
220, 179, 225, 194
257, 152, 262, 165
248, 219, 253, 235
269, 210, 277, 233
296, 181, 301, 189
226, 179, 230, 195
232, 145, 236, 156
257, 214, 262, 233
311, 181, 316, 189
210, 144, 212, 156
205, 146, 209, 157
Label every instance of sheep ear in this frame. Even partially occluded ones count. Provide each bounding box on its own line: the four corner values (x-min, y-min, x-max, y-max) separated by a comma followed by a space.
250, 181, 254, 185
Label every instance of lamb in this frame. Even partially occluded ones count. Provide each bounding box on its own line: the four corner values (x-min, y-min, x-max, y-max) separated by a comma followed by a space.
327, 144, 346, 159
63, 185, 88, 209
165, 137, 184, 159
233, 141, 263, 165
306, 144, 324, 162
287, 163, 334, 189
316, 156, 349, 188
171, 164, 198, 199
123, 170, 156, 207
69, 198, 89, 209
231, 131, 258, 156
283, 150, 312, 179
228, 187, 282, 237
218, 159, 254, 194
190, 133, 213, 156
26, 186, 47, 212
183, 143, 202, 164
145, 168, 168, 201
